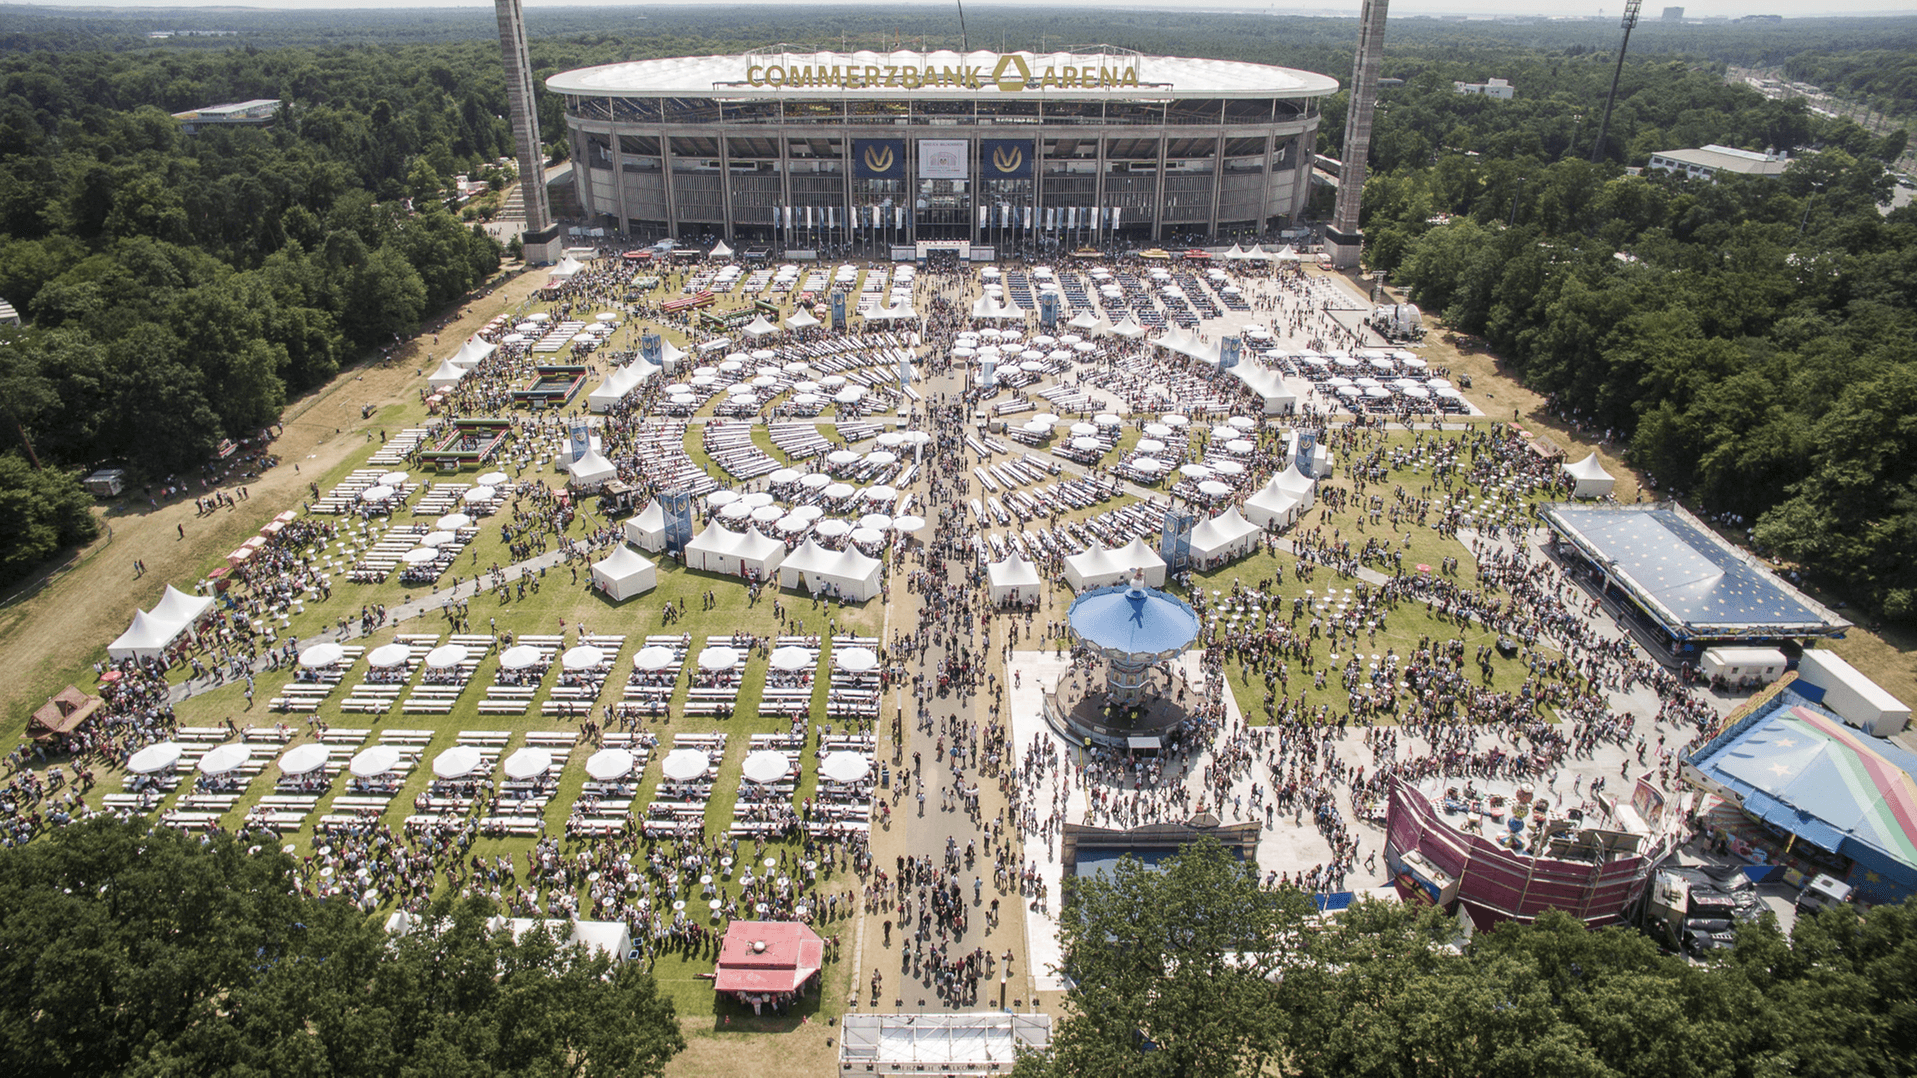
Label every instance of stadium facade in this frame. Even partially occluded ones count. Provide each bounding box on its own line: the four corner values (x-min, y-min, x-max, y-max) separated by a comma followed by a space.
547, 48, 1339, 249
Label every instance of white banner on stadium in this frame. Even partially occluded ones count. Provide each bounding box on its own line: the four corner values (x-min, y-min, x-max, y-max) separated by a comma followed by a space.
918, 140, 968, 180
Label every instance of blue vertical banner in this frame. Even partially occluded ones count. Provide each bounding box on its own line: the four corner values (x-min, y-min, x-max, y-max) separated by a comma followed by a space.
1219, 335, 1242, 369
1296, 429, 1317, 478
853, 140, 906, 179
640, 330, 662, 365
568, 419, 590, 463
980, 139, 1034, 179
830, 291, 847, 331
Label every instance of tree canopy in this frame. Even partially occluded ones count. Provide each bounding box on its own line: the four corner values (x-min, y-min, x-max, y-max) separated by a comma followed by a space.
1015, 839, 1917, 1078
0, 818, 684, 1078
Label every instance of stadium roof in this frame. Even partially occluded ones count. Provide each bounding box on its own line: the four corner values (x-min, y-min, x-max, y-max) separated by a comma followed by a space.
1690, 694, 1917, 901
1651, 145, 1790, 176
548, 49, 1339, 101
1542, 503, 1847, 641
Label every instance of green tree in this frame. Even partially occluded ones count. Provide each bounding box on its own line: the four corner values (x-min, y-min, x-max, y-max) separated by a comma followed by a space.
1013, 839, 1312, 1078
0, 450, 97, 581
0, 818, 685, 1078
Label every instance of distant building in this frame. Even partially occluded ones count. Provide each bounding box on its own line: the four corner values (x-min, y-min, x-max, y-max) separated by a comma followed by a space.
171, 99, 281, 135
1453, 77, 1514, 100
1647, 144, 1790, 180
1662, 6, 1685, 19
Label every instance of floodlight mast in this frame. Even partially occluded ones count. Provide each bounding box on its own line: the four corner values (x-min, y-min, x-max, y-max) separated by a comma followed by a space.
1589, 0, 1643, 165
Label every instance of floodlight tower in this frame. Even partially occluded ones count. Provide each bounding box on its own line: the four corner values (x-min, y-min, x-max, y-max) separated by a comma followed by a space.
1325, 0, 1389, 270
1589, 0, 1644, 165
495, 0, 563, 263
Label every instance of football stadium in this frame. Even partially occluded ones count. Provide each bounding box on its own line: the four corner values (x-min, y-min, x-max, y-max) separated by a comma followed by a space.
546, 48, 1339, 250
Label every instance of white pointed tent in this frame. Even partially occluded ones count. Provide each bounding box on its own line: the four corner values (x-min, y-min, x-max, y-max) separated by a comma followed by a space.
151, 584, 214, 626
1114, 535, 1168, 586
970, 294, 1024, 320
1188, 506, 1262, 564
1563, 453, 1616, 499
107, 609, 185, 661
548, 253, 587, 280
986, 551, 1042, 605
1062, 542, 1117, 592
623, 501, 668, 552
448, 337, 496, 369
566, 447, 618, 490
685, 522, 786, 578
588, 364, 655, 413
656, 337, 688, 371
708, 239, 734, 259
777, 538, 882, 601
1109, 315, 1146, 340
1152, 325, 1220, 365
1067, 310, 1102, 332
866, 301, 919, 322
784, 309, 821, 331
1232, 364, 1296, 415
1223, 242, 1250, 261
1245, 463, 1316, 530
741, 314, 779, 339
1064, 537, 1167, 591
591, 544, 657, 600
428, 357, 468, 390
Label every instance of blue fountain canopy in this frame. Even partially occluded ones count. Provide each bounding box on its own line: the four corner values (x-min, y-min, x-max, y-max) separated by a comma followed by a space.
1068, 583, 1201, 661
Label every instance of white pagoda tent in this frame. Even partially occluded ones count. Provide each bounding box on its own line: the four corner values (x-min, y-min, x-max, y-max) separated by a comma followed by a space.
448, 337, 496, 369
1109, 315, 1146, 340
623, 501, 668, 552
970, 294, 1024, 320
1188, 506, 1262, 565
591, 544, 657, 600
427, 358, 467, 390
1563, 453, 1616, 499
777, 539, 883, 601
566, 447, 618, 490
1244, 463, 1316, 530
1066, 310, 1102, 333
784, 309, 821, 331
588, 364, 655, 413
548, 253, 587, 281
107, 608, 186, 662
708, 239, 734, 259
986, 551, 1042, 605
685, 523, 786, 579
741, 314, 779, 339
1232, 365, 1297, 415
150, 584, 214, 626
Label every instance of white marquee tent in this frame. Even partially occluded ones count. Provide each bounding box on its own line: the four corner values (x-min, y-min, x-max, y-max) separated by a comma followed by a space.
107, 608, 187, 661
741, 314, 779, 339
986, 551, 1042, 605
591, 544, 657, 600
685, 522, 786, 578
151, 584, 214, 626
1109, 315, 1147, 340
448, 337, 496, 369
1232, 364, 1297, 415
427, 358, 467, 390
588, 363, 657, 412
565, 447, 618, 490
777, 538, 882, 601
1064, 537, 1167, 591
970, 294, 1024, 320
1563, 453, 1616, 499
785, 309, 821, 331
623, 501, 668, 552
1188, 506, 1263, 564
547, 253, 587, 281
1244, 463, 1316, 530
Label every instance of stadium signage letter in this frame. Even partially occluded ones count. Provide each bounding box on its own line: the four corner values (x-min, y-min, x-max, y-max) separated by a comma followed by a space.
743, 56, 1141, 91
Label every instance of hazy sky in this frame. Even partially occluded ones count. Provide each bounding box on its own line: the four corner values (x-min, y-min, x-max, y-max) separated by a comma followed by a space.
9, 0, 1916, 20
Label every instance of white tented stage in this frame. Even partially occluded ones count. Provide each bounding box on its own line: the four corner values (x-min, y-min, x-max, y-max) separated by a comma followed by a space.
838, 1012, 1050, 1075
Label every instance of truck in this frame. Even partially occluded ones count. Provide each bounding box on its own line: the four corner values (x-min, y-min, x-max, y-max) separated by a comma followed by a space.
1796, 874, 1853, 916
83, 468, 127, 497
1642, 865, 1762, 961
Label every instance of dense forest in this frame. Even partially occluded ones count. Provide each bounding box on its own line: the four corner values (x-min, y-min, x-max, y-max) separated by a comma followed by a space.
1347, 53, 1915, 618
0, 819, 685, 1076
0, 5, 1913, 616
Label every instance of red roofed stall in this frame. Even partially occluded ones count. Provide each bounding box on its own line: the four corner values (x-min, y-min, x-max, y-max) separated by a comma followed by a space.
713, 920, 823, 1014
